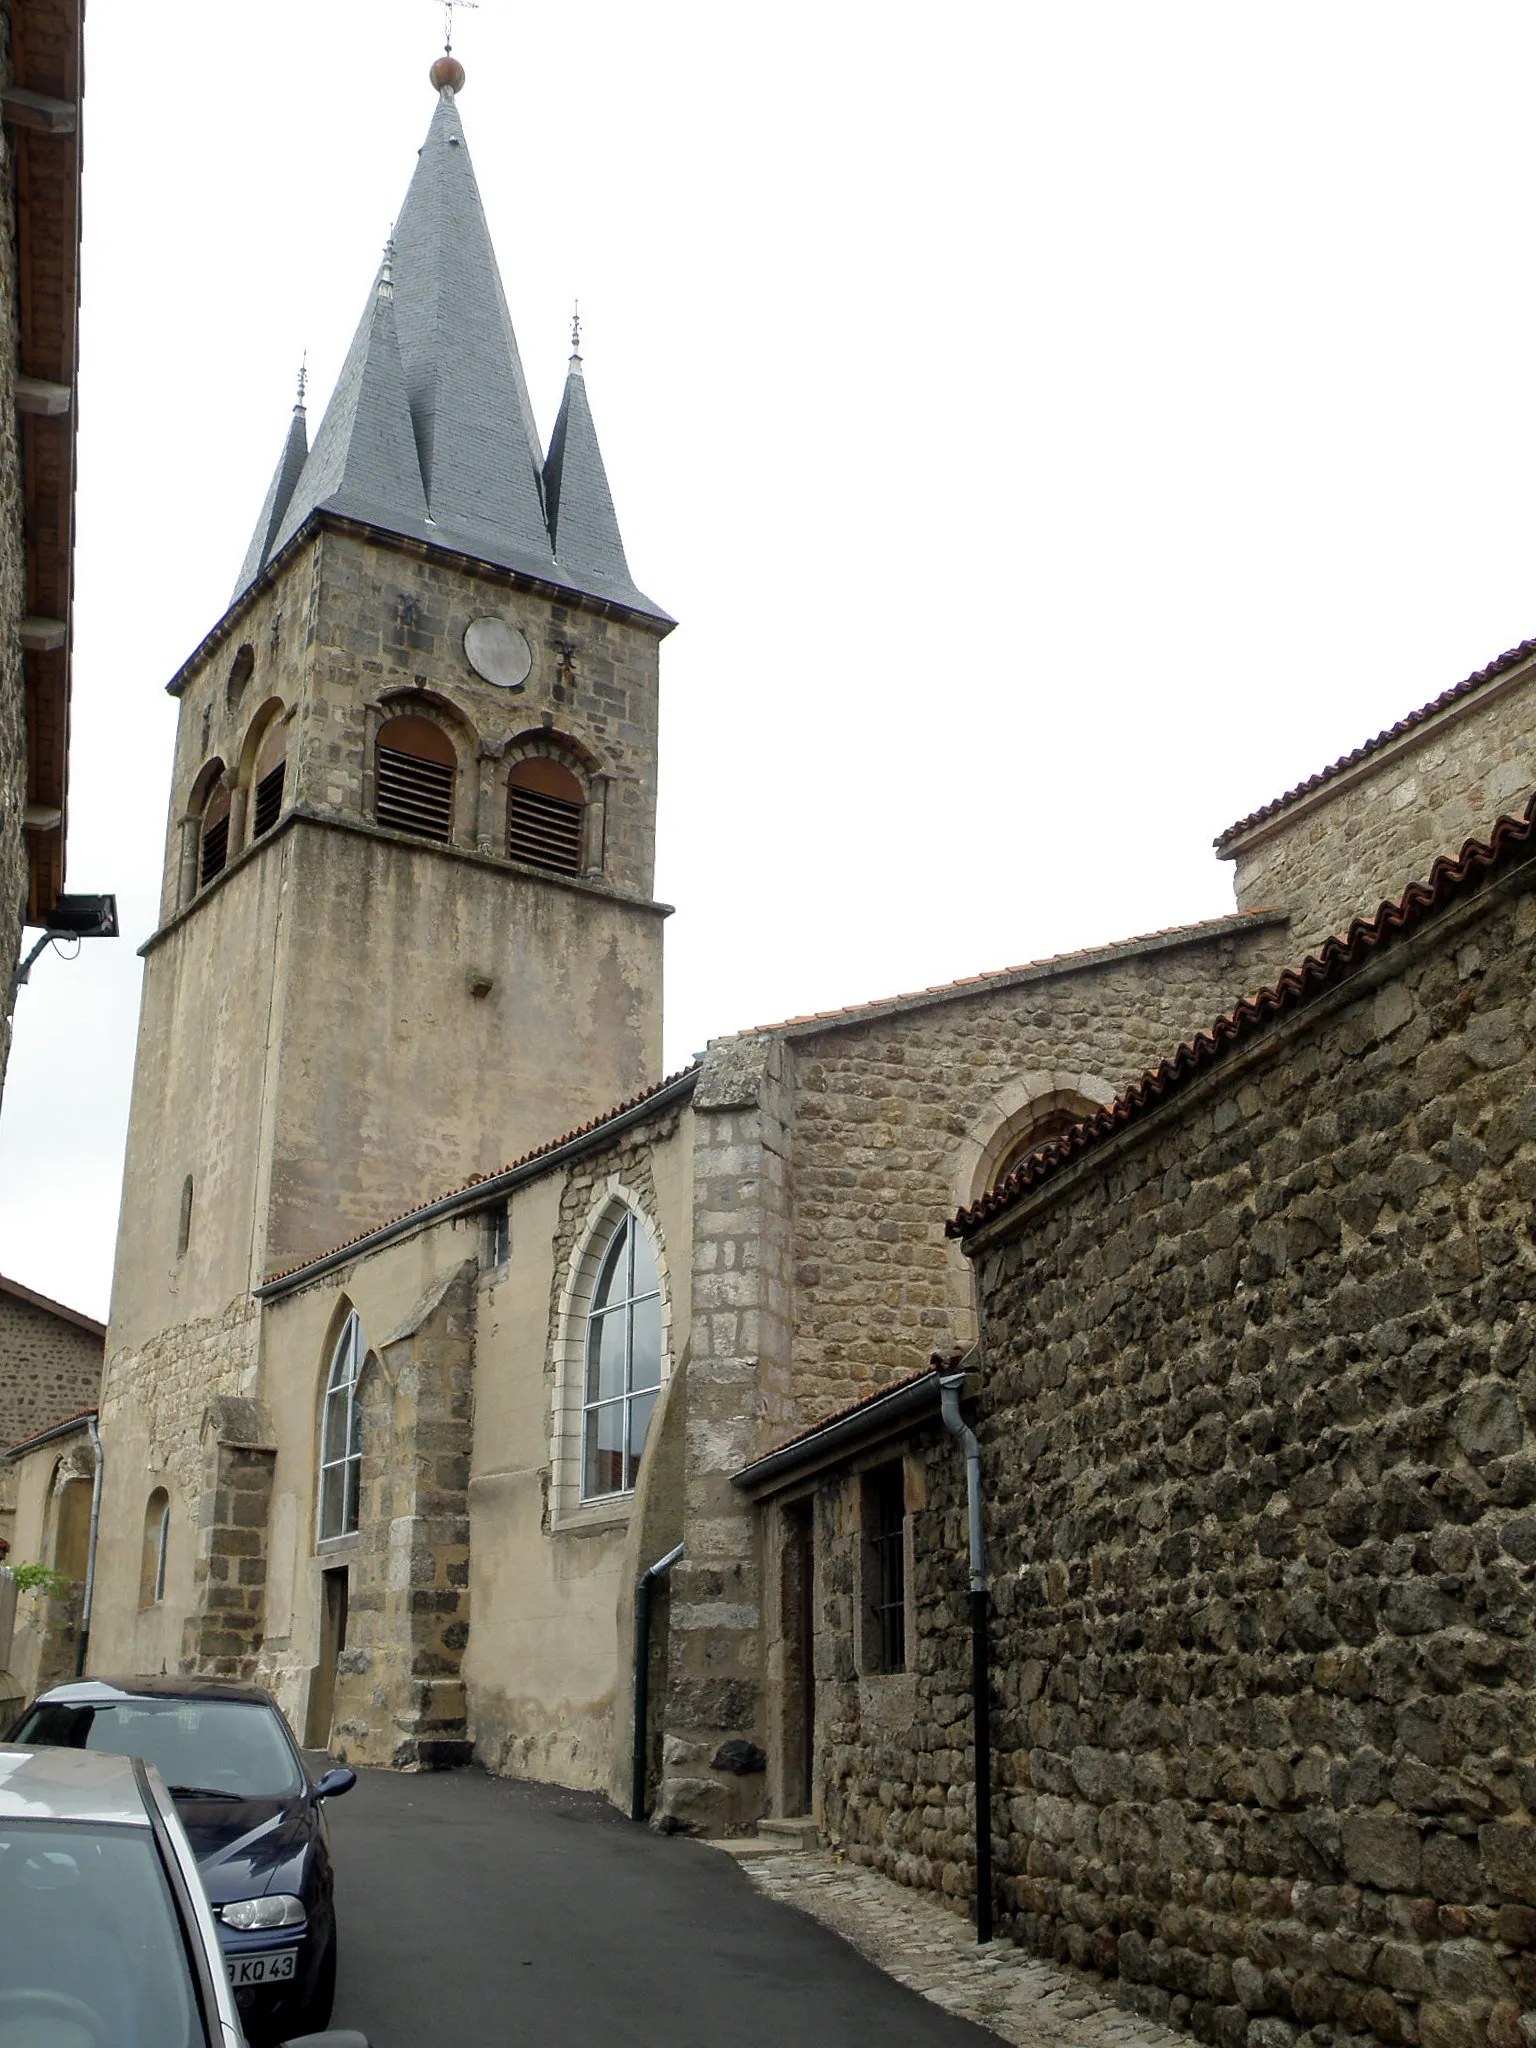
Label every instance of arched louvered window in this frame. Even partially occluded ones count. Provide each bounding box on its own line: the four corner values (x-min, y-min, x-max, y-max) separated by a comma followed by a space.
200, 779, 231, 887
251, 718, 287, 840
318, 1310, 366, 1541
376, 715, 456, 842
508, 757, 585, 875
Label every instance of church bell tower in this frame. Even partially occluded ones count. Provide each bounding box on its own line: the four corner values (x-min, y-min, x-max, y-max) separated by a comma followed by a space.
105, 56, 672, 1374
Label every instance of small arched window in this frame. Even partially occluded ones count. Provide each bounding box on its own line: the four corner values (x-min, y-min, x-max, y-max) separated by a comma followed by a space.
994, 1098, 1098, 1186
251, 718, 287, 839
318, 1310, 366, 1541
376, 715, 456, 842
199, 778, 231, 888
140, 1489, 170, 1607
508, 757, 585, 874
582, 1212, 662, 1500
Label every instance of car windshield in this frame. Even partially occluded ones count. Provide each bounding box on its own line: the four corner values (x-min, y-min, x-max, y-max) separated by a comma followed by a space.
14, 1698, 305, 1801
0, 1817, 204, 2047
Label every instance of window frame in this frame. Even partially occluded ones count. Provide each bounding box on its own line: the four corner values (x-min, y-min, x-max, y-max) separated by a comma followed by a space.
552, 1192, 671, 1526
317, 1310, 366, 1546
580, 1211, 663, 1502
858, 1460, 912, 1677
140, 1488, 170, 1608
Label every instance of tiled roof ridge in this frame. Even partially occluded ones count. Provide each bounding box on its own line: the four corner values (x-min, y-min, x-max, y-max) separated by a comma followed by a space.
0, 1272, 106, 1340
10, 1405, 98, 1456
1215, 635, 1536, 849
952, 789, 1536, 1240
733, 909, 1284, 1040
261, 1062, 702, 1286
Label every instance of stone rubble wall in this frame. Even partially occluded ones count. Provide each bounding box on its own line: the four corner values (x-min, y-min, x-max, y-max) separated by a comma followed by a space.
920, 852, 1536, 2048
1225, 665, 1536, 959
789, 918, 1292, 1424
0, 1294, 103, 1447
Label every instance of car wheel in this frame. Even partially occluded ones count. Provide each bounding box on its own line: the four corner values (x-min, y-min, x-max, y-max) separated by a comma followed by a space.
298, 1927, 337, 2033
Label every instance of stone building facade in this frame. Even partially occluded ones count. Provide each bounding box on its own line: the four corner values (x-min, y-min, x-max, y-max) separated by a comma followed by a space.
0, 1272, 102, 1452
935, 798, 1536, 2048
0, 0, 85, 1093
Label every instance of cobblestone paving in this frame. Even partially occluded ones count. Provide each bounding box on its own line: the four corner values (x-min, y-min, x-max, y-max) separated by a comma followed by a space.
722, 1850, 1186, 2048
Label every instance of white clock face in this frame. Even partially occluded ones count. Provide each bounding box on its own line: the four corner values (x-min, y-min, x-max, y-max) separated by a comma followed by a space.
464, 616, 533, 689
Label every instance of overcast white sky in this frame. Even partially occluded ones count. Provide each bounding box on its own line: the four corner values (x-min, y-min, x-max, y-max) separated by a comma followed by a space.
6, 1, 1536, 1321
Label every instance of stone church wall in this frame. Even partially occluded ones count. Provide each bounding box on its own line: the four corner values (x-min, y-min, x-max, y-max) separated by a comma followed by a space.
0, 1288, 103, 1449
893, 843, 1536, 2048
1223, 657, 1536, 959
786, 912, 1293, 1425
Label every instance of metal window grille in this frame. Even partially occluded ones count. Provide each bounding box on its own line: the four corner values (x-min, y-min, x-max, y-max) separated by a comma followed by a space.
252, 761, 285, 838
868, 1464, 907, 1674
508, 784, 583, 873
199, 815, 229, 887
377, 746, 454, 841
319, 1312, 366, 1540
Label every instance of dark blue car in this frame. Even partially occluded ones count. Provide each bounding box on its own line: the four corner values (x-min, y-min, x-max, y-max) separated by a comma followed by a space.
10, 1675, 356, 2043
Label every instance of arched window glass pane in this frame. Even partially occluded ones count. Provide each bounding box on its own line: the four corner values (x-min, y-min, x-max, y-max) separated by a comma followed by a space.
581, 1212, 665, 1501
319, 1312, 365, 1542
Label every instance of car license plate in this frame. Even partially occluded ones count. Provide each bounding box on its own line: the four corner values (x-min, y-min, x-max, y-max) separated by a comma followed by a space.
227, 1950, 298, 1988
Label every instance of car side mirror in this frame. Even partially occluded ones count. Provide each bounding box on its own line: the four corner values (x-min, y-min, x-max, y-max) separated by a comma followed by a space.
312, 1767, 357, 1800
280, 2034, 371, 2048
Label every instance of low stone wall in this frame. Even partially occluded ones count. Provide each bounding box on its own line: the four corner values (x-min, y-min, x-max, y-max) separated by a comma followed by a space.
828, 848, 1536, 2048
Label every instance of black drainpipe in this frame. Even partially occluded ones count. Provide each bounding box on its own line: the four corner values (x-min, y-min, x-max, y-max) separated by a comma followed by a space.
939, 1372, 991, 1943
631, 1542, 684, 1822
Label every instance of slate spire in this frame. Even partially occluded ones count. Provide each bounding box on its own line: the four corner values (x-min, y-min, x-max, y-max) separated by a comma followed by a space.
229, 67, 666, 621
232, 380, 310, 599
544, 340, 640, 603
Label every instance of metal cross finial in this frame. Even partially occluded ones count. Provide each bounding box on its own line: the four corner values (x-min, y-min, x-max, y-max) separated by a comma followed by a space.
296, 354, 307, 407
443, 0, 478, 53
379, 230, 396, 299
571, 300, 581, 357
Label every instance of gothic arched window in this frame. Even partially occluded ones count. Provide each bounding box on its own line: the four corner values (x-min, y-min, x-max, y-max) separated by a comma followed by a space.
376, 715, 456, 842
582, 1211, 663, 1499
318, 1310, 366, 1541
508, 756, 585, 874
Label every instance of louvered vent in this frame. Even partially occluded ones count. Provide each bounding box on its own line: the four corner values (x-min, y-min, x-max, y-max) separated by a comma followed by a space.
252, 762, 285, 839
508, 786, 584, 873
377, 746, 454, 841
200, 817, 229, 887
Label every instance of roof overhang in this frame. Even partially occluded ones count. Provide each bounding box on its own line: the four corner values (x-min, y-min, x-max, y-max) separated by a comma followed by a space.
732, 1368, 972, 1499
6, 0, 84, 924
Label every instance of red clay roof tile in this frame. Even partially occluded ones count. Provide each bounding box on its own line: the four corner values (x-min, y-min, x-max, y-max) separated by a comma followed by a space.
952, 789, 1536, 1240
1216, 636, 1536, 849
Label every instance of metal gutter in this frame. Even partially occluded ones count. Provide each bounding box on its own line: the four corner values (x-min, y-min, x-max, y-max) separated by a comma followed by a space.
255, 1066, 700, 1301
732, 1370, 952, 1497
7, 1406, 96, 1461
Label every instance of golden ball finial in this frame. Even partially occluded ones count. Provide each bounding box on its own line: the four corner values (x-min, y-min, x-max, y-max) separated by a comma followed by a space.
431, 53, 465, 93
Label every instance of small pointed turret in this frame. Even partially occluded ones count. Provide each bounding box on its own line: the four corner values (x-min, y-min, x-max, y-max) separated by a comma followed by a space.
544, 331, 644, 606
232, 374, 310, 598
228, 66, 667, 622
267, 249, 428, 558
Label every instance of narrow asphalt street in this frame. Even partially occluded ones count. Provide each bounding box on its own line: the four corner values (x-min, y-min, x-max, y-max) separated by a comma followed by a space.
321, 1765, 1000, 2048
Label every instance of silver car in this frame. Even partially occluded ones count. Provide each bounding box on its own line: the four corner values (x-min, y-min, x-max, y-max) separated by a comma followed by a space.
0, 1743, 368, 2048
